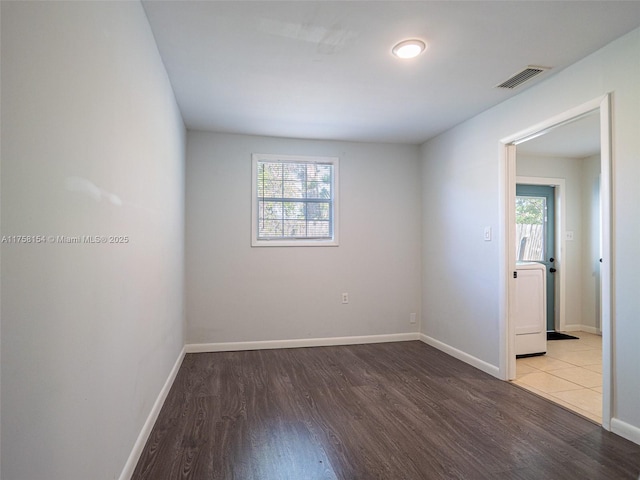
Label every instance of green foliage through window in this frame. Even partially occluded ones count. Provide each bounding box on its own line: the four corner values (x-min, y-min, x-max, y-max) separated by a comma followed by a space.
515, 196, 545, 261
516, 197, 544, 225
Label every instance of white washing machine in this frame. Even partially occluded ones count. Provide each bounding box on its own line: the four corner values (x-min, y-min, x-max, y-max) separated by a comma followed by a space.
515, 262, 547, 356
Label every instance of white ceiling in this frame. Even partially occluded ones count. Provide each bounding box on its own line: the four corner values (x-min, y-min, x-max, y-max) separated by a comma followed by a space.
517, 111, 601, 159
142, 1, 640, 145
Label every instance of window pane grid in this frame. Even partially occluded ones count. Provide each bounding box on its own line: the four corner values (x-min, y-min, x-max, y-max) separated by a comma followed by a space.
257, 160, 333, 240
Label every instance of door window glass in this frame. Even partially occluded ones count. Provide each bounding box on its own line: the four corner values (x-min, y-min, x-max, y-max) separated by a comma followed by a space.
516, 196, 546, 261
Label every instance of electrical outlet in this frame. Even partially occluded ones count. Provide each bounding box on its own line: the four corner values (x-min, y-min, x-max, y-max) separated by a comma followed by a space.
409, 313, 417, 324
566, 231, 574, 241
341, 293, 349, 304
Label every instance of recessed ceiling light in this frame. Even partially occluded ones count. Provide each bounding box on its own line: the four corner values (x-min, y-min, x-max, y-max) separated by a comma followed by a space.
392, 39, 427, 59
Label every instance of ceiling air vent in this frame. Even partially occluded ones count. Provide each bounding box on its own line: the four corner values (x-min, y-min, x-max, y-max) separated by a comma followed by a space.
496, 65, 550, 89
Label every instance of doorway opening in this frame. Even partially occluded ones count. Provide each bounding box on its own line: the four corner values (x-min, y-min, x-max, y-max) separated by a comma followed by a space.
500, 94, 613, 429
514, 173, 601, 422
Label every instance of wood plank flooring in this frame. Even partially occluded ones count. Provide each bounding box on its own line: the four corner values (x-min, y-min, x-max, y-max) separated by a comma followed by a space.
132, 341, 640, 479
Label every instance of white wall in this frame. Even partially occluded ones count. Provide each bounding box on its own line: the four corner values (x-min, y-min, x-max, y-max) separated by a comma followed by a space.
1, 2, 185, 479
419, 122, 502, 365
420, 27, 640, 432
581, 154, 601, 331
186, 132, 421, 345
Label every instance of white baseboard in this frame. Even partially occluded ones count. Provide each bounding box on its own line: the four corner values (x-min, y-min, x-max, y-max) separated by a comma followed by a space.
119, 346, 186, 480
419, 333, 500, 378
578, 325, 600, 334
611, 417, 640, 446
186, 332, 420, 353
562, 324, 601, 335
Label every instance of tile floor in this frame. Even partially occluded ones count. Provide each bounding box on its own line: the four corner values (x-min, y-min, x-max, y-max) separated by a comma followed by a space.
513, 331, 602, 423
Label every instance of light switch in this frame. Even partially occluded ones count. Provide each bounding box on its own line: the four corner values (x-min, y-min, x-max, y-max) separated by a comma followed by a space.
484, 226, 492, 241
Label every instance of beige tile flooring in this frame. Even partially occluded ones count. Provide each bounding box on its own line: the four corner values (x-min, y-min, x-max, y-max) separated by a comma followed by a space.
513, 331, 602, 424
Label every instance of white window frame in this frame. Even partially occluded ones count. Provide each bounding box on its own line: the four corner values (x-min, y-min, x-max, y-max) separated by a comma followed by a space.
251, 153, 339, 247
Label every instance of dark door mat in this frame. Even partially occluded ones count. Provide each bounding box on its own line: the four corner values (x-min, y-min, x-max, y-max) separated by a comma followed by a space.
516, 352, 546, 359
547, 331, 579, 341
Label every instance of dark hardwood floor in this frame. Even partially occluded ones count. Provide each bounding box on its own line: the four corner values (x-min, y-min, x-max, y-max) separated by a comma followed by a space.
132, 341, 640, 479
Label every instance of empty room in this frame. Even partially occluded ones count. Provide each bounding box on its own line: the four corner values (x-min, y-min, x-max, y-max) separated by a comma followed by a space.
2, 1, 640, 479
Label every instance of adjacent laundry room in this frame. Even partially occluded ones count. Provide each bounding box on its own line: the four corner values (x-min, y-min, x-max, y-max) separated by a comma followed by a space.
511, 112, 604, 423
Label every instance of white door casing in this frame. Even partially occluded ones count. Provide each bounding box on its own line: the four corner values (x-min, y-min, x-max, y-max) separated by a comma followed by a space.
499, 94, 613, 429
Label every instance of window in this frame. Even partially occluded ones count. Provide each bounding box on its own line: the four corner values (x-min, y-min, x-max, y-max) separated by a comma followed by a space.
251, 153, 339, 246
